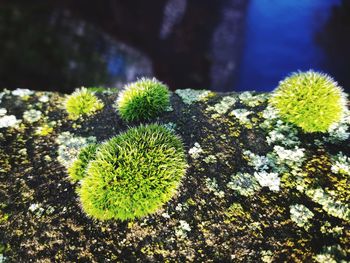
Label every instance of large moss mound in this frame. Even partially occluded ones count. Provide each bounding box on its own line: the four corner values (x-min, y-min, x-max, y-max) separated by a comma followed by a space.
79, 124, 187, 221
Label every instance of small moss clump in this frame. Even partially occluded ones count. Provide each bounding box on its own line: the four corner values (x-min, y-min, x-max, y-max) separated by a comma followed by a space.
65, 88, 104, 120
270, 71, 347, 133
68, 143, 98, 182
79, 124, 187, 220
116, 78, 170, 121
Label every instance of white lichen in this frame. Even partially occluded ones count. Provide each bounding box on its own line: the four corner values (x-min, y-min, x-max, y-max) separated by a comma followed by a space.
260, 250, 274, 263
188, 142, 203, 159
0, 115, 20, 128
29, 203, 40, 212
175, 89, 212, 105
244, 150, 273, 171
254, 171, 280, 192
39, 94, 50, 103
304, 187, 350, 222
273, 145, 305, 167
12, 88, 34, 97
290, 204, 314, 230
325, 110, 350, 143
331, 152, 350, 175
230, 109, 253, 125
29, 203, 45, 217
161, 212, 170, 219
261, 106, 300, 147
175, 203, 183, 212
327, 124, 349, 143
205, 177, 225, 198
239, 91, 268, 107
23, 109, 42, 123
56, 132, 96, 168
203, 155, 217, 164
206, 95, 237, 115
265, 120, 300, 147
163, 122, 177, 133
175, 220, 191, 238
261, 105, 279, 120
227, 172, 260, 197
165, 105, 174, 112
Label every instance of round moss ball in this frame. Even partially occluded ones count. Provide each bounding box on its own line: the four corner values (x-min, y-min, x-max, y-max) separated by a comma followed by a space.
270, 71, 348, 133
116, 78, 170, 121
79, 124, 187, 221
65, 88, 104, 120
68, 143, 98, 182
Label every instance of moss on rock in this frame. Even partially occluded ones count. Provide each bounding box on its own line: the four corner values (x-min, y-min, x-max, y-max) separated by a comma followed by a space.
0, 87, 349, 262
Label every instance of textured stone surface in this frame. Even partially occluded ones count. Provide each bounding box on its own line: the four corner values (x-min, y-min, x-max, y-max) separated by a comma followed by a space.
0, 88, 349, 262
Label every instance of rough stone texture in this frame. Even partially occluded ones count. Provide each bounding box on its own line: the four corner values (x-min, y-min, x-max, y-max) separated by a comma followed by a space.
0, 88, 350, 262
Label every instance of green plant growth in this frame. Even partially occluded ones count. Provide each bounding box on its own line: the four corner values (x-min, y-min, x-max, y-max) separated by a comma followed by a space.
68, 143, 98, 182
79, 124, 187, 220
65, 88, 104, 120
116, 78, 170, 121
270, 71, 347, 133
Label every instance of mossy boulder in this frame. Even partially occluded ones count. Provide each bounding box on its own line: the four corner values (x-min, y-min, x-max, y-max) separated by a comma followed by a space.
0, 87, 349, 262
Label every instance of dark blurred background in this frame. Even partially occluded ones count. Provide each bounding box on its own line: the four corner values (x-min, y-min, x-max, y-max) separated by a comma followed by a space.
0, 0, 349, 93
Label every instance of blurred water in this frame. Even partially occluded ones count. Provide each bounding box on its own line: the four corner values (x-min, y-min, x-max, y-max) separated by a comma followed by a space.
236, 0, 342, 92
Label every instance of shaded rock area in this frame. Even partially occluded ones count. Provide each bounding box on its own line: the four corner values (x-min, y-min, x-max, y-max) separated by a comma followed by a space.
0, 88, 350, 262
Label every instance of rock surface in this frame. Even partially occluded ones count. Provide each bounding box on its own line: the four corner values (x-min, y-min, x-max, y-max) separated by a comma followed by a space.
0, 88, 350, 262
